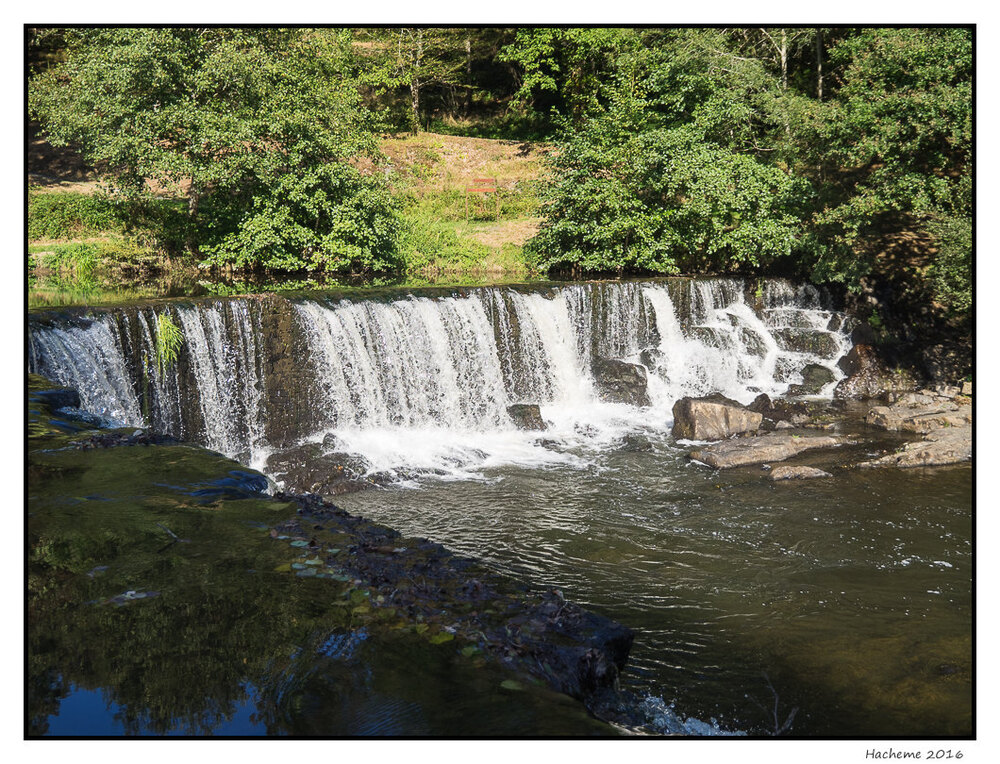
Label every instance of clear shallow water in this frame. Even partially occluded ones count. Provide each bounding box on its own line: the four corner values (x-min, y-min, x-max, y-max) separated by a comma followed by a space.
336, 435, 973, 737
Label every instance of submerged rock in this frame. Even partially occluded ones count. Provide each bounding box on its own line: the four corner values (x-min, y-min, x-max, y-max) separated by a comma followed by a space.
507, 403, 547, 431
672, 395, 762, 441
591, 357, 650, 407
618, 433, 653, 452
689, 432, 848, 469
274, 495, 636, 705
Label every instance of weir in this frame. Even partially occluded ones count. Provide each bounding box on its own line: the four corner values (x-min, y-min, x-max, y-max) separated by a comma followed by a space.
27, 277, 854, 476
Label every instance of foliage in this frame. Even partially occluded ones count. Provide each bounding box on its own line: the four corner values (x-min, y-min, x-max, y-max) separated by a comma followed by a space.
27, 27, 972, 324
803, 28, 972, 298
154, 312, 184, 375
527, 30, 808, 276
28, 192, 120, 240
524, 26, 971, 324
30, 28, 402, 274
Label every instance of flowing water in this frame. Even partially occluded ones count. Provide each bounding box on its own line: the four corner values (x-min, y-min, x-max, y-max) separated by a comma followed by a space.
27, 277, 972, 736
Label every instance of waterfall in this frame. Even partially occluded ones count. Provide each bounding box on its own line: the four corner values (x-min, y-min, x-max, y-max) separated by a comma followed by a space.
27, 278, 854, 479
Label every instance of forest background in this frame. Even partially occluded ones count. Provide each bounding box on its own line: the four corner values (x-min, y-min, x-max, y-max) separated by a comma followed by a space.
25, 26, 973, 371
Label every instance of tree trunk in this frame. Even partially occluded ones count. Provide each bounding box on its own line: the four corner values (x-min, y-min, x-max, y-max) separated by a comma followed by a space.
815, 28, 824, 101
186, 186, 201, 255
464, 36, 472, 116
780, 28, 788, 90
410, 29, 423, 134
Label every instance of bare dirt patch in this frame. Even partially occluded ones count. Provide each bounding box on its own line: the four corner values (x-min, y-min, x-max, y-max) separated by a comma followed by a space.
379, 132, 550, 191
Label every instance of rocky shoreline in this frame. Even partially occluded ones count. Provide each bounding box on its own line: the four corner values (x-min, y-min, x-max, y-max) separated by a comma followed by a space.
673, 376, 971, 478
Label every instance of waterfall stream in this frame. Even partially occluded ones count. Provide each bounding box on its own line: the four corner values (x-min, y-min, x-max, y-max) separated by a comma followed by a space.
27, 277, 853, 478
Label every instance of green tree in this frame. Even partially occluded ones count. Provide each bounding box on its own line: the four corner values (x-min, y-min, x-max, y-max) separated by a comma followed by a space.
498, 28, 638, 129
354, 28, 469, 134
29, 27, 402, 274
804, 28, 972, 315
527, 29, 807, 275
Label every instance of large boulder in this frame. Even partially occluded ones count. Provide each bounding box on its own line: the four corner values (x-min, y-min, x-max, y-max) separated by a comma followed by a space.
671, 394, 762, 441
747, 393, 808, 423
834, 344, 917, 400
507, 403, 547, 431
689, 432, 848, 468
592, 357, 650, 407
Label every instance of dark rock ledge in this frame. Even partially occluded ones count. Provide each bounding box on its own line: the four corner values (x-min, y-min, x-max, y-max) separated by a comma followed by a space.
270, 492, 634, 703
28, 374, 634, 717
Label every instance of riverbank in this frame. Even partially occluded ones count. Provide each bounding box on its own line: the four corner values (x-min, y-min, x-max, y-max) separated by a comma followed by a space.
28, 131, 547, 298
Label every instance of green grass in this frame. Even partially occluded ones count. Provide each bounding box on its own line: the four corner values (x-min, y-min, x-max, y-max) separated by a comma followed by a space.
394, 178, 540, 275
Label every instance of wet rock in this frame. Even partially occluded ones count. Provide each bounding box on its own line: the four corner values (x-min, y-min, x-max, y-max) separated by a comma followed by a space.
672, 395, 762, 441
787, 364, 837, 396
30, 385, 80, 410
858, 425, 971, 469
773, 328, 840, 357
71, 429, 182, 449
689, 432, 848, 469
770, 465, 833, 480
747, 393, 808, 423
834, 345, 918, 400
618, 434, 653, 452
639, 347, 662, 370
507, 403, 547, 431
266, 444, 376, 496
591, 357, 650, 407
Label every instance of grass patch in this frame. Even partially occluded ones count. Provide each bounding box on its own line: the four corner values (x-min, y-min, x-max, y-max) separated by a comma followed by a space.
398, 186, 539, 275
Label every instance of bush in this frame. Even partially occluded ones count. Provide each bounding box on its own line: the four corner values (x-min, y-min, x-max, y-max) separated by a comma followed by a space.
28, 193, 119, 240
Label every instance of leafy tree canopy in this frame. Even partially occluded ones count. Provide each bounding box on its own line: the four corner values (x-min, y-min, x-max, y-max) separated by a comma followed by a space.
30, 27, 402, 273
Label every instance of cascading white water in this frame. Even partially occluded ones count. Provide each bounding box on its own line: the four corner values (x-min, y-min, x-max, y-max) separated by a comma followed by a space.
28, 317, 144, 428
27, 278, 854, 480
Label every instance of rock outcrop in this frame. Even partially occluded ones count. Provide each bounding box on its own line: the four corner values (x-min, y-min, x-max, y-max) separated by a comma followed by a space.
507, 403, 547, 431
834, 344, 918, 400
859, 425, 972, 469
591, 357, 650, 407
672, 395, 762, 441
858, 386, 972, 469
689, 432, 848, 469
